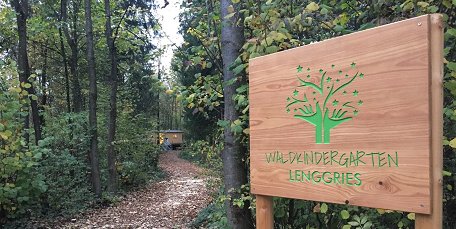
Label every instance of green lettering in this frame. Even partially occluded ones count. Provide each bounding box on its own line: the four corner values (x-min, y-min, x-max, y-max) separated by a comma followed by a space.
354, 173, 362, 186
297, 153, 303, 164
294, 170, 301, 181
330, 151, 339, 165
289, 152, 296, 164
265, 151, 276, 163
366, 153, 377, 167
388, 152, 399, 167
346, 172, 353, 186
378, 152, 387, 167
315, 152, 323, 165
312, 171, 321, 183
339, 153, 348, 167
333, 172, 341, 184
322, 172, 332, 184
323, 152, 330, 165
356, 151, 366, 166
349, 152, 357, 167
289, 170, 295, 182
302, 170, 311, 181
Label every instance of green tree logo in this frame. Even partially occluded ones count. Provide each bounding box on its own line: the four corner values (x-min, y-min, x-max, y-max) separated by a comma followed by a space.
285, 63, 365, 144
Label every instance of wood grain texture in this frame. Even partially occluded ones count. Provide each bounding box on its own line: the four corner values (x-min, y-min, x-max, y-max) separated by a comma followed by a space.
249, 15, 436, 214
415, 14, 443, 228
255, 195, 274, 229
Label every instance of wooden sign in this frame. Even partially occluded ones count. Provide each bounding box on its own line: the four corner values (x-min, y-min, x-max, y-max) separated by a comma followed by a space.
249, 14, 443, 222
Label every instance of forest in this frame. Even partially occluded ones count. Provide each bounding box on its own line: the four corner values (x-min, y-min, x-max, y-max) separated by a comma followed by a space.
1, 0, 456, 228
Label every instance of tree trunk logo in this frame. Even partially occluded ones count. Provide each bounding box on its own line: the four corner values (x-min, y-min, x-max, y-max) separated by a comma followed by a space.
285, 62, 364, 144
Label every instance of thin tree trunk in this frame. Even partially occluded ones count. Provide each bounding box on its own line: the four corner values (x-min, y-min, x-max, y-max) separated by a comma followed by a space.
40, 45, 48, 126
59, 28, 72, 113
58, 0, 71, 112
104, 0, 118, 194
12, 0, 42, 145
84, 0, 101, 197
220, 0, 253, 228
62, 0, 83, 112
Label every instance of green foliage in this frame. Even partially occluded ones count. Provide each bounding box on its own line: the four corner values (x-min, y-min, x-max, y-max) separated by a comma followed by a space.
0, 77, 46, 220
190, 188, 229, 229
114, 112, 162, 188
180, 140, 223, 171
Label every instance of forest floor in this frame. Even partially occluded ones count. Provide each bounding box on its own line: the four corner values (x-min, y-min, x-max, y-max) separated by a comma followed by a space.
51, 151, 211, 228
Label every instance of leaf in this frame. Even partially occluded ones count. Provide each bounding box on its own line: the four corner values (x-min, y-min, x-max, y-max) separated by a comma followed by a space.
227, 5, 234, 13
231, 0, 240, 3
342, 225, 351, 229
376, 208, 385, 214
449, 138, 456, 148
341, 210, 350, 219
305, 2, 319, 12
407, 213, 415, 220
443, 170, 452, 176
447, 62, 456, 71
320, 203, 328, 213
224, 12, 235, 19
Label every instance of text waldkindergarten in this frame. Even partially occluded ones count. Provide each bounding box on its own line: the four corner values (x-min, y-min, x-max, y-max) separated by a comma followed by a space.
265, 150, 399, 186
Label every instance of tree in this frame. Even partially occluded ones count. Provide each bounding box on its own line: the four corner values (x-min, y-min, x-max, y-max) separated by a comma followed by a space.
103, 0, 119, 194
286, 63, 364, 144
11, 0, 42, 145
62, 0, 83, 112
84, 0, 101, 197
220, 0, 253, 228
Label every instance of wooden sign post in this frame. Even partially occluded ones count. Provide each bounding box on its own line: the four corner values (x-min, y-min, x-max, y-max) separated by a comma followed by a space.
249, 14, 443, 229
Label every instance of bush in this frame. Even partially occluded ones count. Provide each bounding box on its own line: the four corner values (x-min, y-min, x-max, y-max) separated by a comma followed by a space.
116, 139, 161, 187
0, 78, 47, 221
180, 140, 223, 171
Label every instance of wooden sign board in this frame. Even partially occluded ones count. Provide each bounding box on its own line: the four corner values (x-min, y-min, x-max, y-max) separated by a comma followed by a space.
249, 14, 443, 216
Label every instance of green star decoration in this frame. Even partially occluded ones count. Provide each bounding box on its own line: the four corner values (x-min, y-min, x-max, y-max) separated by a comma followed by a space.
293, 89, 299, 96
286, 108, 290, 113
353, 90, 359, 96
345, 74, 349, 78
353, 110, 359, 116
307, 67, 310, 72
332, 100, 339, 106
331, 64, 335, 68
313, 98, 317, 101
342, 91, 347, 95
336, 79, 340, 82
359, 73, 364, 78
351, 62, 356, 68
338, 70, 342, 74
307, 74, 311, 78
294, 108, 297, 112
326, 77, 332, 82
297, 65, 303, 72
319, 69, 324, 73
313, 91, 317, 95
286, 97, 291, 102
358, 100, 363, 106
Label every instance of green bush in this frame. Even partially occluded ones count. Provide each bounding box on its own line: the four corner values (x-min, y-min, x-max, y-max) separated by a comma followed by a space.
180, 140, 223, 171
116, 139, 161, 187
0, 78, 47, 221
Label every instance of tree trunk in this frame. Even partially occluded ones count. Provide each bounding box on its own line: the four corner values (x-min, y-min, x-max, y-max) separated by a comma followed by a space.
59, 28, 72, 113
62, 0, 83, 112
104, 0, 118, 194
40, 45, 48, 126
12, 0, 42, 145
84, 0, 101, 197
58, 0, 71, 112
220, 0, 253, 228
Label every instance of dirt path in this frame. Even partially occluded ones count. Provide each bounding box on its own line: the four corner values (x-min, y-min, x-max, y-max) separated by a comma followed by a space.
61, 151, 211, 228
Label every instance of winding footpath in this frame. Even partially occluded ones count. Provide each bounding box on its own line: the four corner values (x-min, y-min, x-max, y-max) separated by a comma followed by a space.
60, 151, 211, 228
